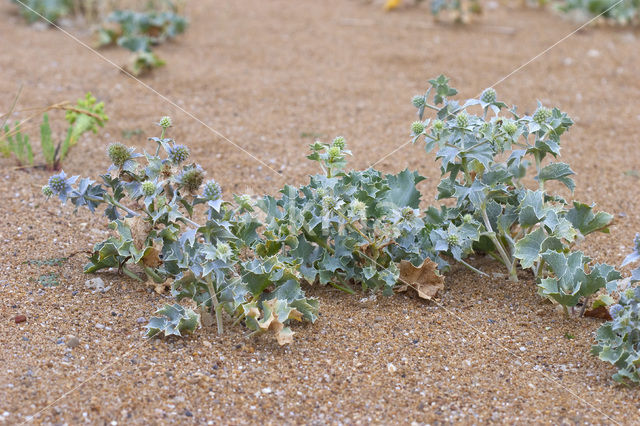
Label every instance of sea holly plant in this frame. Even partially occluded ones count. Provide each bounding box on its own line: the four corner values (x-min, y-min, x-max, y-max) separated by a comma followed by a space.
258, 137, 441, 297
592, 286, 640, 384
559, 0, 640, 24
41, 119, 447, 343
410, 75, 618, 312
96, 9, 187, 75
621, 233, 640, 282
41, 118, 320, 345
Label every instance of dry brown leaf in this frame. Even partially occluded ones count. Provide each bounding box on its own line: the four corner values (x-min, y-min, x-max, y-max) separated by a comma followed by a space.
396, 258, 444, 300
142, 247, 162, 268
584, 305, 612, 320
125, 216, 152, 250
153, 282, 169, 295
258, 299, 299, 345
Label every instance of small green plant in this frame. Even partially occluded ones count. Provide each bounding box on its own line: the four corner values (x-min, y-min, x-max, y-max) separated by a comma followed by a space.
559, 0, 640, 24
1, 93, 107, 169
592, 286, 640, 384
40, 93, 108, 170
97, 9, 187, 75
410, 75, 618, 313
1, 122, 33, 166
12, 0, 72, 23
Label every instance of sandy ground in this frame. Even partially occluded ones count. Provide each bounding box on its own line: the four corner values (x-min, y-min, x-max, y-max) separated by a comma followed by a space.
1, 0, 640, 424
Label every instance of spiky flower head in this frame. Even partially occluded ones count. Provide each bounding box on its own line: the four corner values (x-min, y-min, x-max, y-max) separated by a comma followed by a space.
141, 181, 156, 197
48, 173, 67, 193
322, 195, 337, 211
328, 145, 341, 160
168, 144, 190, 164
456, 112, 469, 128
609, 303, 624, 318
179, 166, 205, 192
502, 120, 518, 136
202, 180, 222, 201
107, 142, 131, 168
462, 214, 473, 223
158, 116, 172, 129
446, 234, 459, 245
349, 199, 367, 220
412, 95, 426, 108
411, 121, 425, 135
401, 206, 418, 221
481, 88, 497, 104
215, 242, 232, 262
533, 106, 552, 124
432, 120, 444, 131
332, 136, 346, 150
41, 185, 53, 197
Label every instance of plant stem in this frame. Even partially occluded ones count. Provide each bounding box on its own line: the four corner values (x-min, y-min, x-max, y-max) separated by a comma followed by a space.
303, 229, 334, 254
534, 152, 544, 191
481, 206, 517, 281
458, 258, 488, 277
206, 277, 223, 335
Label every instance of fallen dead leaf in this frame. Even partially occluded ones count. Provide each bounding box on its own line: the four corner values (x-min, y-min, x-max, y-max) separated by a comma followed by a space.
584, 305, 612, 320
396, 258, 444, 300
142, 247, 162, 268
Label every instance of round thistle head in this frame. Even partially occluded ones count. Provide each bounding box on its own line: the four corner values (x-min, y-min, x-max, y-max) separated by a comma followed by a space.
332, 136, 346, 150
446, 234, 459, 245
202, 180, 222, 201
327, 146, 341, 160
48, 173, 66, 193
349, 199, 367, 219
432, 120, 444, 131
456, 112, 469, 128
481, 88, 497, 104
322, 195, 337, 211
533, 106, 552, 124
41, 185, 53, 197
168, 144, 190, 164
462, 214, 473, 223
625, 288, 635, 299
502, 120, 518, 136
215, 242, 232, 261
107, 143, 131, 168
412, 95, 426, 108
141, 181, 156, 197
179, 166, 205, 192
411, 121, 425, 135
158, 116, 172, 129
609, 303, 624, 318
401, 206, 418, 221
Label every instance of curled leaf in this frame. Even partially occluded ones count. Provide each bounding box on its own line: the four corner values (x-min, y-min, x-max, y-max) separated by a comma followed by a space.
258, 298, 303, 345
396, 258, 444, 300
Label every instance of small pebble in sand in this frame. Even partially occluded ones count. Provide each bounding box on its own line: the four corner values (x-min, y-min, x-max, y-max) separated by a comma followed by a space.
66, 336, 80, 348
387, 363, 397, 373
136, 317, 146, 324
95, 323, 105, 329
14, 315, 26, 324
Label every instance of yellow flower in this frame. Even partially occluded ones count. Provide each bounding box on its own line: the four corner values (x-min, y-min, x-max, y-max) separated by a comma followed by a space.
384, 0, 402, 11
